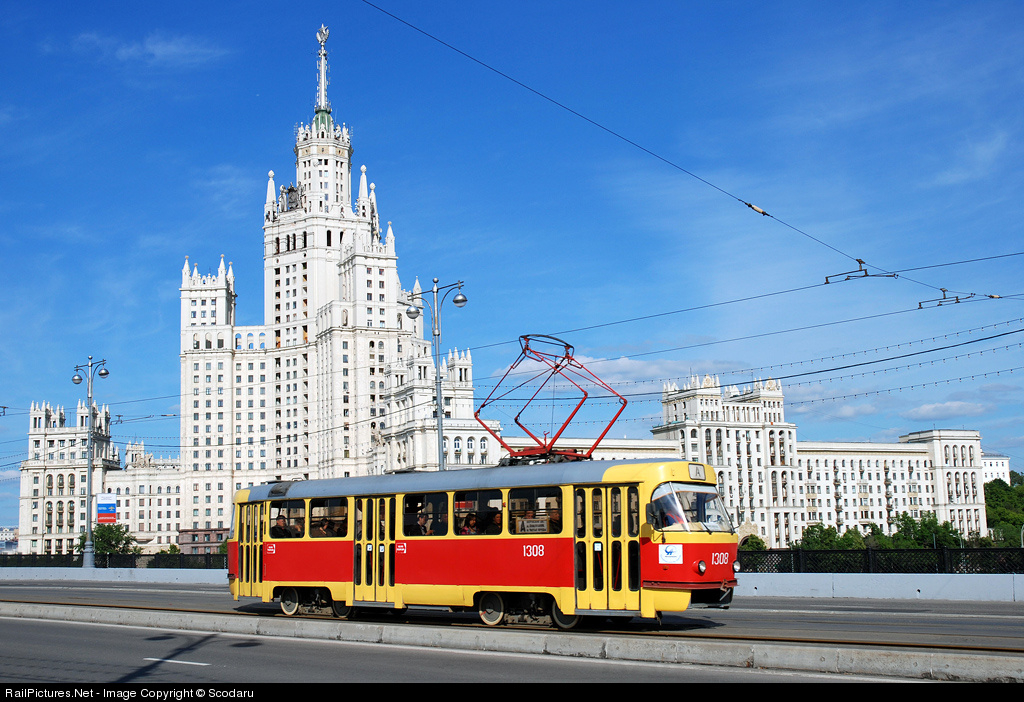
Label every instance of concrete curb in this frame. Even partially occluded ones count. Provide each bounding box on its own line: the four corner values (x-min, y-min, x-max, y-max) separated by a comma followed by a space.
1, 601, 1020, 682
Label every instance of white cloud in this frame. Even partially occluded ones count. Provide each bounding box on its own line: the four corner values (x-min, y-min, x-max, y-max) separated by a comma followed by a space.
928, 131, 1009, 186
901, 401, 988, 421
193, 165, 258, 219
72, 32, 228, 69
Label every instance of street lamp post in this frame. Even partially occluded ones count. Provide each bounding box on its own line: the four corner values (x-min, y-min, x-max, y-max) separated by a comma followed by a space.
405, 278, 467, 471
72, 356, 109, 568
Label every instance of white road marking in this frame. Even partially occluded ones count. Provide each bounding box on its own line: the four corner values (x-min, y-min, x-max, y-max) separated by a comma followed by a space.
143, 657, 211, 666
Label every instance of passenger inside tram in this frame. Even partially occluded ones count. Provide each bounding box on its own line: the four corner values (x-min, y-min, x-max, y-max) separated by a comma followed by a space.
271, 515, 291, 538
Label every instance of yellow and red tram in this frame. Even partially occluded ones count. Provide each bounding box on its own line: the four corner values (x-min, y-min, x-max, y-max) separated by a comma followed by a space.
229, 459, 738, 628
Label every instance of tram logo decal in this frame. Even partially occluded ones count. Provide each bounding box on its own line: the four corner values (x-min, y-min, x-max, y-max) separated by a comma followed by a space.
659, 544, 682, 564
266, 544, 276, 554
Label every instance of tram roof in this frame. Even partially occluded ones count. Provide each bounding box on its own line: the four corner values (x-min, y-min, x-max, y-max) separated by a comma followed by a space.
241, 459, 685, 502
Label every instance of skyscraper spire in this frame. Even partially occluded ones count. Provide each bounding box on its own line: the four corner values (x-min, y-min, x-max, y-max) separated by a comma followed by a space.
315, 24, 331, 117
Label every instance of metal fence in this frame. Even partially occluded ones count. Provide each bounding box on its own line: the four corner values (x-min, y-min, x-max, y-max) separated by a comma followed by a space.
738, 548, 1024, 574
0, 553, 227, 569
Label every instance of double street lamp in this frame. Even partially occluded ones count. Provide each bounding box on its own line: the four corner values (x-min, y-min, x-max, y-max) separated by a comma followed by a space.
406, 278, 466, 471
72, 356, 109, 568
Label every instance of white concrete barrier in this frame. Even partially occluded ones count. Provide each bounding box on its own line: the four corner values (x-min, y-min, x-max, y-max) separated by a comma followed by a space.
737, 572, 1024, 601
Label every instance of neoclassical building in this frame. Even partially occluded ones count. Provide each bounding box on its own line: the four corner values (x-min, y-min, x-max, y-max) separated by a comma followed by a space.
19, 27, 495, 554
653, 375, 995, 547
18, 402, 120, 555
177, 26, 496, 516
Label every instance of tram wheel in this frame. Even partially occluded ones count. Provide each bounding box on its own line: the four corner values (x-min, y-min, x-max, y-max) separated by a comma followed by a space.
550, 600, 581, 630
330, 599, 352, 619
280, 587, 300, 616
478, 592, 505, 626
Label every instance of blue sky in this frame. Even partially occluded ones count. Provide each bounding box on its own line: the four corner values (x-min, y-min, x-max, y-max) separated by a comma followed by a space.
1, 2, 1022, 524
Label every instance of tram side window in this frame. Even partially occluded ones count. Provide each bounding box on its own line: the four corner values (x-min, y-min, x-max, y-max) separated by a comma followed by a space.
455, 490, 502, 535
310, 497, 347, 538
508, 487, 562, 534
403, 493, 448, 536
270, 499, 305, 538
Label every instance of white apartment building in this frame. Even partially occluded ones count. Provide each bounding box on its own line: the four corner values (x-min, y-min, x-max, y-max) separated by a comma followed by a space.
18, 402, 120, 555
980, 452, 1011, 484
653, 375, 996, 547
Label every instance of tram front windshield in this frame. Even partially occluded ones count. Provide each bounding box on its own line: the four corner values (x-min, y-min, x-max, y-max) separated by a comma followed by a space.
650, 483, 734, 533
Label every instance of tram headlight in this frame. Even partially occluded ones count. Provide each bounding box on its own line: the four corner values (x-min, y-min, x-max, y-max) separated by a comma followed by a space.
733, 560, 741, 573
696, 560, 707, 575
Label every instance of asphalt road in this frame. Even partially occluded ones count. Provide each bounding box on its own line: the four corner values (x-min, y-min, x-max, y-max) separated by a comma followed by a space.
0, 616, 905, 683
1, 580, 1021, 651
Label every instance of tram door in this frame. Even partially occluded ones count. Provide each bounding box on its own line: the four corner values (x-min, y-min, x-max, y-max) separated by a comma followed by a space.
238, 502, 265, 598
352, 496, 396, 604
572, 485, 641, 612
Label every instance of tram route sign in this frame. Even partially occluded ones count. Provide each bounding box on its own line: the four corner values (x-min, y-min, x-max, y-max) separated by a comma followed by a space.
97, 493, 117, 524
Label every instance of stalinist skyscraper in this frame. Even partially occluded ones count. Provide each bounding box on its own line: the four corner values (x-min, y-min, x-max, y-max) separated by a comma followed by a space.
179, 26, 495, 518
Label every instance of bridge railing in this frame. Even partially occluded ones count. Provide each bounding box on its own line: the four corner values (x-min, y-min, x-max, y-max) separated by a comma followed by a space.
0, 553, 227, 569
738, 548, 1024, 574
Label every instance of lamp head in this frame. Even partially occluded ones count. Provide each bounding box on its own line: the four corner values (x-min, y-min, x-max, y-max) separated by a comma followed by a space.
453, 292, 468, 308
405, 305, 421, 320
72, 373, 83, 385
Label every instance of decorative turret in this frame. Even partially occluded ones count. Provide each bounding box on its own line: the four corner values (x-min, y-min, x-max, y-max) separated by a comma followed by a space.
357, 165, 369, 218
369, 182, 380, 237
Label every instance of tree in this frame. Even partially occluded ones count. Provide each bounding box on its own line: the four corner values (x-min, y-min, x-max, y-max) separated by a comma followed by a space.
77, 524, 142, 555
793, 523, 840, 550
157, 544, 181, 555
891, 511, 961, 549
739, 535, 767, 551
984, 479, 1024, 546
1010, 470, 1023, 488
863, 522, 894, 550
890, 512, 923, 549
836, 526, 866, 550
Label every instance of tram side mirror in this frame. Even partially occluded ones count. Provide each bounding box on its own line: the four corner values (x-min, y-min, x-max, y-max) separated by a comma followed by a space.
646, 504, 662, 530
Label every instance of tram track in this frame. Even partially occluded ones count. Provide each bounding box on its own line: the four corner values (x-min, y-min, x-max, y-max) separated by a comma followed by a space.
3, 597, 1022, 658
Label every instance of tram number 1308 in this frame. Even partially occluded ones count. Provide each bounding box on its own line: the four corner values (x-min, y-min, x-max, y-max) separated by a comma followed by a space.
523, 544, 545, 557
